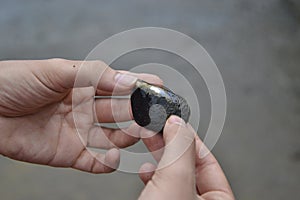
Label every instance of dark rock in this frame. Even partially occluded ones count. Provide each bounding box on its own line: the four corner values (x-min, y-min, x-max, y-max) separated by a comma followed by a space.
130, 80, 190, 133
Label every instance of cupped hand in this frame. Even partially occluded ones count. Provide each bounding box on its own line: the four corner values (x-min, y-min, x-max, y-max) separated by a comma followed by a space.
0, 59, 162, 173
138, 115, 235, 200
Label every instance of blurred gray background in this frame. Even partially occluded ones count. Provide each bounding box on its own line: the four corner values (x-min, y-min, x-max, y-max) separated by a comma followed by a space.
0, 0, 300, 199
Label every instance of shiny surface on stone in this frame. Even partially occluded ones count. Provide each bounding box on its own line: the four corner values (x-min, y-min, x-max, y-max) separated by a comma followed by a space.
131, 80, 190, 133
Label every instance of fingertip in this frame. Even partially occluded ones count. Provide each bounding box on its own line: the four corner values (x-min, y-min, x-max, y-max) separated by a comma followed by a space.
119, 71, 163, 87
105, 148, 120, 170
139, 162, 156, 185
163, 115, 187, 143
114, 73, 138, 87
145, 74, 164, 86
139, 162, 157, 174
167, 115, 186, 126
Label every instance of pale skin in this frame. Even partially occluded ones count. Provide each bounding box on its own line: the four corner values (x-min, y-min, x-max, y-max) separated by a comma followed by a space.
0, 58, 163, 173
139, 116, 235, 200
0, 59, 234, 199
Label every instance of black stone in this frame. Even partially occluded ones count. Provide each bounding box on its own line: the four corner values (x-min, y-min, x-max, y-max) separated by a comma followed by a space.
130, 80, 190, 133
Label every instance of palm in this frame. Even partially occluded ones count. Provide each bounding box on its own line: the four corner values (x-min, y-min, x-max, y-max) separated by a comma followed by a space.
0, 59, 162, 173
1, 85, 108, 172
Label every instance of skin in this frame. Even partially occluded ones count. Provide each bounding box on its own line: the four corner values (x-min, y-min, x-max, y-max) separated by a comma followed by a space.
139, 116, 235, 200
0, 59, 162, 173
0, 59, 235, 199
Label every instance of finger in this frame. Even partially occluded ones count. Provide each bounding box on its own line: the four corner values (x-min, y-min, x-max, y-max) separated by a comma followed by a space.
96, 71, 163, 96
95, 98, 132, 123
187, 124, 234, 198
148, 116, 196, 198
140, 128, 165, 162
94, 70, 164, 122
71, 148, 120, 174
138, 162, 156, 185
87, 123, 141, 149
47, 59, 164, 95
118, 70, 164, 86
157, 115, 195, 177
51, 59, 118, 90
53, 59, 137, 93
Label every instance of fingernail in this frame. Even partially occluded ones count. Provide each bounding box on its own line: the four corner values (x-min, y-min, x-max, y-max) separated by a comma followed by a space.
168, 115, 185, 126
115, 73, 138, 87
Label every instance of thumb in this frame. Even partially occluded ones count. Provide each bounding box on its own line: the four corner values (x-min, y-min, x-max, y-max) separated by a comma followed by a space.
140, 115, 197, 199
156, 115, 196, 181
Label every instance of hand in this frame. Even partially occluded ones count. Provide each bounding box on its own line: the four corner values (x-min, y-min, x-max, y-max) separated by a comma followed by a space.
138, 115, 235, 200
0, 58, 162, 173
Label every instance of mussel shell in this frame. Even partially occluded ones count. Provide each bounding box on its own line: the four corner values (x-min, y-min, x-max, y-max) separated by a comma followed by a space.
130, 80, 190, 133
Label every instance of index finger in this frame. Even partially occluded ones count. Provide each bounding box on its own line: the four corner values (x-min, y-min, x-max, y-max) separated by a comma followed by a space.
96, 71, 163, 96
140, 128, 165, 162
187, 124, 234, 198
52, 59, 163, 95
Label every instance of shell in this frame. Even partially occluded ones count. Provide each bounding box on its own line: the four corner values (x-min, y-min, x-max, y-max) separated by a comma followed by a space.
130, 80, 190, 133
